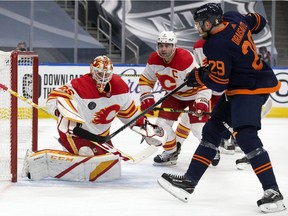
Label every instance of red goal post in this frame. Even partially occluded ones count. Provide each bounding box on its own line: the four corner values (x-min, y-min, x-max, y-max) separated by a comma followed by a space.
0, 51, 39, 182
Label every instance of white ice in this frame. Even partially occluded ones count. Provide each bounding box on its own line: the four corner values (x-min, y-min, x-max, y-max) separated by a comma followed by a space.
0, 118, 287, 216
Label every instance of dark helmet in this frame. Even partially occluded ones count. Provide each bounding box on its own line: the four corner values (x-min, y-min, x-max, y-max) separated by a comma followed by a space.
193, 3, 223, 27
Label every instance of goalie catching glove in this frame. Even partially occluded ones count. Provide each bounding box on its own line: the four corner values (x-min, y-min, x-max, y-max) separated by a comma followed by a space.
131, 116, 167, 146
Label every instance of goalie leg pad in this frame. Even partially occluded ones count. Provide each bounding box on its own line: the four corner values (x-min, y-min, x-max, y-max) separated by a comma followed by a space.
24, 149, 121, 182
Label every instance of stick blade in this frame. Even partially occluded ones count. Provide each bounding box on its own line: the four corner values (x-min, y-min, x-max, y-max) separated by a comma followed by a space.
128, 146, 158, 164
261, 97, 273, 118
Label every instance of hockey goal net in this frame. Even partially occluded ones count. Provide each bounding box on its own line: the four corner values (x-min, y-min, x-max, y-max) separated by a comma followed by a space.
0, 51, 38, 182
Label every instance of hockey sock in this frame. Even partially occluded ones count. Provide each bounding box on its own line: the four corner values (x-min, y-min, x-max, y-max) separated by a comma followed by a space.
236, 126, 278, 190
185, 140, 217, 183
249, 149, 278, 191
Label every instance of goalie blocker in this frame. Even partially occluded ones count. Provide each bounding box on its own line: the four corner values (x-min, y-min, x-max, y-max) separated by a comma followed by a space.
22, 149, 121, 182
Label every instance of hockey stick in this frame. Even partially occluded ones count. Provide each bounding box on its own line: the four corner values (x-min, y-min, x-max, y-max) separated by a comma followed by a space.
90, 141, 157, 164
153, 107, 211, 116
0, 83, 57, 120
54, 136, 156, 164
261, 97, 273, 118
223, 96, 273, 136
154, 96, 272, 118
119, 74, 140, 77
1, 82, 156, 163
73, 80, 189, 143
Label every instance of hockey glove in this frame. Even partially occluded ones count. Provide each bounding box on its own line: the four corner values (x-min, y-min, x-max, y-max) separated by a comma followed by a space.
131, 116, 167, 146
194, 98, 209, 121
186, 65, 210, 87
140, 93, 155, 115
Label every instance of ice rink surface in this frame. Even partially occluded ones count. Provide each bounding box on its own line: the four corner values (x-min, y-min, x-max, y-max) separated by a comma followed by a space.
0, 117, 287, 216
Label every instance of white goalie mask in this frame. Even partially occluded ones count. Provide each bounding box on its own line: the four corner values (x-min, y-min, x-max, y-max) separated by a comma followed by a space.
156, 31, 177, 60
90, 55, 113, 92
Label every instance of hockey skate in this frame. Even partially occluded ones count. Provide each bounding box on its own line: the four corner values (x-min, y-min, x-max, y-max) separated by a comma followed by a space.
211, 149, 220, 166
257, 188, 286, 213
220, 138, 235, 155
153, 142, 181, 166
21, 149, 32, 179
230, 137, 242, 152
235, 156, 250, 170
157, 173, 196, 202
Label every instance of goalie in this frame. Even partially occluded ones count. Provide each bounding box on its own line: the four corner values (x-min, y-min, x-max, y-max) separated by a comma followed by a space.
22, 55, 167, 182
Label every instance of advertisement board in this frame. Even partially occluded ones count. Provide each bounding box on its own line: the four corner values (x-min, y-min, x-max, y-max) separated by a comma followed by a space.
31, 64, 288, 118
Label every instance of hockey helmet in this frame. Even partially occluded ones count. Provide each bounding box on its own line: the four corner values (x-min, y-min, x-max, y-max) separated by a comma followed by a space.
193, 3, 223, 27
156, 31, 177, 60
157, 31, 177, 45
90, 55, 113, 92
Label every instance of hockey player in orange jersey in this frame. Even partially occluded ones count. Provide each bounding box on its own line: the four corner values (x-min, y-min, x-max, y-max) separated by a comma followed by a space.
158, 3, 285, 213
139, 31, 212, 166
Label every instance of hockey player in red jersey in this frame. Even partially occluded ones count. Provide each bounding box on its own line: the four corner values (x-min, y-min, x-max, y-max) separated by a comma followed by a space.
175, 38, 225, 166
22, 55, 167, 182
46, 55, 166, 156
158, 3, 286, 213
139, 31, 212, 166
175, 38, 233, 166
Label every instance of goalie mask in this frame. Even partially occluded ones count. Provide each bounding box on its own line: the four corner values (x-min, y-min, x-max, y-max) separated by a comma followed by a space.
156, 31, 177, 61
90, 55, 113, 92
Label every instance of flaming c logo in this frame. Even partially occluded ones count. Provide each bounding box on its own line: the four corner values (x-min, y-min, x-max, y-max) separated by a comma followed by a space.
157, 74, 177, 91
92, 104, 120, 124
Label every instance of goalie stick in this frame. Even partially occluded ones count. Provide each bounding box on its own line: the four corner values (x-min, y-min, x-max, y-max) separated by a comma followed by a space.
73, 80, 189, 143
55, 136, 157, 164
91, 140, 157, 164
0, 82, 156, 164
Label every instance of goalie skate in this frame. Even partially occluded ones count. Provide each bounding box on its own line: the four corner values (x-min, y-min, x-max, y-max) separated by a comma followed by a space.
157, 173, 195, 203
257, 189, 286, 213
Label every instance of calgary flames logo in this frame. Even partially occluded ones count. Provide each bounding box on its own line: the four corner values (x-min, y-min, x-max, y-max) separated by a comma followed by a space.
92, 104, 120, 124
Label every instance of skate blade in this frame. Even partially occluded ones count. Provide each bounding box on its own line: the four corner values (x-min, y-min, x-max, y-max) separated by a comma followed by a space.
220, 147, 235, 155
153, 161, 177, 166
236, 162, 250, 170
259, 200, 286, 213
235, 147, 243, 153
157, 177, 190, 203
